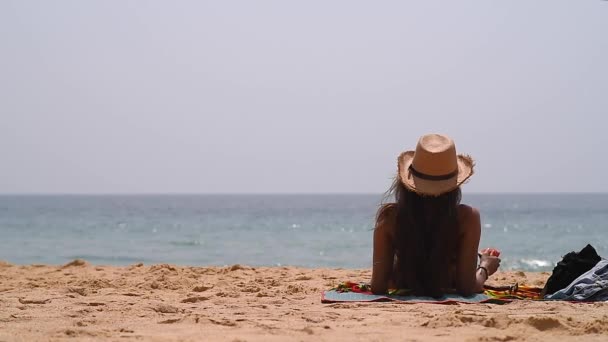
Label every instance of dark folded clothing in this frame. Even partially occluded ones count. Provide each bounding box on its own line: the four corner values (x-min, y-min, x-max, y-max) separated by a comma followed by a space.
545, 259, 608, 301
542, 244, 601, 296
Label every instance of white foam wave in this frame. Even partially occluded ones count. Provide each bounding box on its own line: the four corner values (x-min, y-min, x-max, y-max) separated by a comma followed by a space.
520, 259, 552, 268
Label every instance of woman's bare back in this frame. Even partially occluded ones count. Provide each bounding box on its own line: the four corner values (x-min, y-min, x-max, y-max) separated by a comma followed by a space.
371, 204, 484, 295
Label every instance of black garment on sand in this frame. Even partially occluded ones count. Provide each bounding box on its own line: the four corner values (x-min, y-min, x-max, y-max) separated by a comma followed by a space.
542, 244, 602, 296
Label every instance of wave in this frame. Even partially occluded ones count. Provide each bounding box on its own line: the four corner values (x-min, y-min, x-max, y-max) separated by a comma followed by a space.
520, 259, 553, 269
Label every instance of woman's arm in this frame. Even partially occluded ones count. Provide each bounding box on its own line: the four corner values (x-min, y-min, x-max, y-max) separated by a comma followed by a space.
456, 206, 501, 295
455, 205, 483, 295
370, 207, 395, 294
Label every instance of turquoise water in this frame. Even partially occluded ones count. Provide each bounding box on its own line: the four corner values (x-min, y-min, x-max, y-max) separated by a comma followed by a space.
1, 194, 606, 271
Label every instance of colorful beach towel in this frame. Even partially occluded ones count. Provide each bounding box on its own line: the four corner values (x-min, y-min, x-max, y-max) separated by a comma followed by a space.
322, 282, 543, 304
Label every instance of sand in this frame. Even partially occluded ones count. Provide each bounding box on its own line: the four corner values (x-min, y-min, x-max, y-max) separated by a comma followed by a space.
1, 260, 607, 341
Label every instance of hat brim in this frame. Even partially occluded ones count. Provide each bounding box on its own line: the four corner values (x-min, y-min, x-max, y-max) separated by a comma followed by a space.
398, 151, 475, 196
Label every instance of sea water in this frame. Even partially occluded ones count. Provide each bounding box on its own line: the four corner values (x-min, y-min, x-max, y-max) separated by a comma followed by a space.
1, 194, 606, 271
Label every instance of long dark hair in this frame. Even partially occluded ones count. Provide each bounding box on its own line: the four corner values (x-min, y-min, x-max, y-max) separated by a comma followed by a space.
378, 178, 461, 297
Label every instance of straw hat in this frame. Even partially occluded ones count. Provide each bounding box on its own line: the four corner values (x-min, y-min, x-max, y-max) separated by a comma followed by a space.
398, 133, 474, 196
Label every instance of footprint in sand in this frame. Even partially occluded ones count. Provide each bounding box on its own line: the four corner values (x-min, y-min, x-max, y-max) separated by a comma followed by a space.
286, 284, 304, 294
181, 296, 209, 303
83, 302, 106, 307
303, 316, 322, 323
153, 304, 181, 314
192, 285, 213, 292
158, 318, 182, 324
524, 317, 564, 331
209, 318, 237, 326
68, 287, 87, 296
301, 327, 314, 335
19, 298, 51, 304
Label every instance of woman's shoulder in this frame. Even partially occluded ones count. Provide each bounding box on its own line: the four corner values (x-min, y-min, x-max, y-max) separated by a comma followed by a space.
375, 203, 398, 235
457, 204, 481, 234
376, 203, 397, 220
457, 204, 480, 219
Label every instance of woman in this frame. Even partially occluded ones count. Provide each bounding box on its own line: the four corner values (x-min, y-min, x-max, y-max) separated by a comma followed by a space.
371, 133, 500, 297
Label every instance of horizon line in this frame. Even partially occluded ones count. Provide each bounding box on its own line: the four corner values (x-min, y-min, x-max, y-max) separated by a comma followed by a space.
1, 191, 608, 196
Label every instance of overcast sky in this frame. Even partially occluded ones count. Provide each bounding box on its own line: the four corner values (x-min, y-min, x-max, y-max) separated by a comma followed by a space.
1, 1, 607, 194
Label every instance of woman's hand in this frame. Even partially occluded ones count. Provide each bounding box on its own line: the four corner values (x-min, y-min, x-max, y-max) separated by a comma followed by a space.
481, 248, 500, 257
479, 248, 501, 276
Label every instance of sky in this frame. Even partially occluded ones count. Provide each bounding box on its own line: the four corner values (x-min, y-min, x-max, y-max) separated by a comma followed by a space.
1, 1, 607, 194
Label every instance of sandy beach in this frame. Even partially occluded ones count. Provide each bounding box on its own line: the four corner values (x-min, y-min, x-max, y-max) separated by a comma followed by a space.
1, 260, 607, 341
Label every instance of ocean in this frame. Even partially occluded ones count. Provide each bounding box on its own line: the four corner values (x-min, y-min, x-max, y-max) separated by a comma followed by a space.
0, 194, 606, 272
